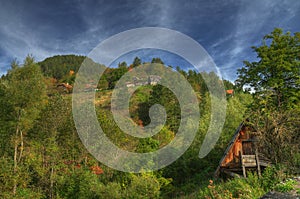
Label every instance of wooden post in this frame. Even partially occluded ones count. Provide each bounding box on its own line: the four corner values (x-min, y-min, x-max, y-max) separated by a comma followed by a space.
255, 148, 261, 177
242, 163, 246, 178
240, 151, 246, 178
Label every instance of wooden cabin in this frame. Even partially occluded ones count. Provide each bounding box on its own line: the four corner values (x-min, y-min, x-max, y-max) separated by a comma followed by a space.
215, 122, 271, 178
57, 83, 73, 93
226, 89, 234, 96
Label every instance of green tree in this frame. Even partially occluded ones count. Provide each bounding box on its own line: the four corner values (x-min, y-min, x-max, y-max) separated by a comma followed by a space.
236, 28, 300, 109
151, 58, 164, 65
104, 67, 128, 89
39, 54, 85, 80
237, 28, 300, 169
118, 61, 127, 68
149, 85, 181, 132
27, 95, 70, 198
2, 56, 47, 195
133, 57, 142, 68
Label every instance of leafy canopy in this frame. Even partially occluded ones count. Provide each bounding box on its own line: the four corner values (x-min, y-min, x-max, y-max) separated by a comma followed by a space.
236, 28, 300, 109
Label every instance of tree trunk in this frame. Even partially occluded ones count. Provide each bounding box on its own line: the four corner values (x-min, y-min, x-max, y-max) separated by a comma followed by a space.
50, 166, 54, 199
13, 126, 19, 196
18, 130, 24, 163
13, 111, 21, 196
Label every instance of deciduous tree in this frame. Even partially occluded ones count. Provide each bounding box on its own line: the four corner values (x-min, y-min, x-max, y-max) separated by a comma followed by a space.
236, 28, 300, 109
3, 56, 47, 195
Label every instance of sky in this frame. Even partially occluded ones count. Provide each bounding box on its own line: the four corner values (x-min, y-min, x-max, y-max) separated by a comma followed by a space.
0, 0, 300, 81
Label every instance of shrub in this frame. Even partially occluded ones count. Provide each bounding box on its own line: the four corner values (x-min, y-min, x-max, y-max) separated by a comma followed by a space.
274, 179, 297, 193
125, 173, 161, 199
197, 176, 264, 199
260, 166, 284, 191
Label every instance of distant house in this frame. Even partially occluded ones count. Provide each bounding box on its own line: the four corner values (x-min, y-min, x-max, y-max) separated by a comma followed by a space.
125, 75, 161, 87
84, 83, 97, 92
135, 81, 148, 86
226, 89, 234, 95
148, 75, 161, 85
214, 122, 271, 178
126, 82, 135, 88
57, 83, 73, 93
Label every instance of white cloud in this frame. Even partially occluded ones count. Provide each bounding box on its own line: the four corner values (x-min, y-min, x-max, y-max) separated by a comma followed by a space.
0, 0, 300, 81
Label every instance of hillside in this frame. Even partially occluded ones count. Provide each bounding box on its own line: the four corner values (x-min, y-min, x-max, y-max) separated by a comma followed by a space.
0, 28, 299, 198
39, 54, 86, 79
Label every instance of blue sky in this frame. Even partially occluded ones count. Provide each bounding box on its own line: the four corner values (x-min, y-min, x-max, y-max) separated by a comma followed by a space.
0, 0, 299, 81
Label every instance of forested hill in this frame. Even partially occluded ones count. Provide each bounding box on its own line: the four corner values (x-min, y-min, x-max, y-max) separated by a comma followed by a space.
38, 54, 235, 92
39, 55, 86, 79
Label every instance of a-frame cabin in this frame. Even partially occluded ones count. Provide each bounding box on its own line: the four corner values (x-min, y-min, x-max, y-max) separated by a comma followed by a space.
214, 121, 271, 178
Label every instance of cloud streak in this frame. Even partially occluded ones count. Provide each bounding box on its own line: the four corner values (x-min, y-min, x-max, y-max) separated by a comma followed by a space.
0, 0, 299, 80
207, 0, 300, 80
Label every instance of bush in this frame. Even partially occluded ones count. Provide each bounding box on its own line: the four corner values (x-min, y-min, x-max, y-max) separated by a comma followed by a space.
125, 173, 161, 199
274, 179, 297, 193
260, 166, 285, 191
56, 169, 103, 199
197, 176, 265, 199
194, 166, 293, 199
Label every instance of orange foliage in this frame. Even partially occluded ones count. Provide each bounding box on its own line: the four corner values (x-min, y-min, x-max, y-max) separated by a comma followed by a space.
226, 89, 234, 95
69, 70, 75, 76
90, 165, 104, 175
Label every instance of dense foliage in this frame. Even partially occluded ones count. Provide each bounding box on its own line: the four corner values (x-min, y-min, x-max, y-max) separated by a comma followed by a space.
237, 28, 300, 170
236, 28, 300, 109
0, 28, 299, 198
39, 55, 86, 80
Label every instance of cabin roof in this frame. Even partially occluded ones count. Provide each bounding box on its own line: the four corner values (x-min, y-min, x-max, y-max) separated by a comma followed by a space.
214, 121, 245, 177
214, 121, 272, 178
226, 89, 234, 94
